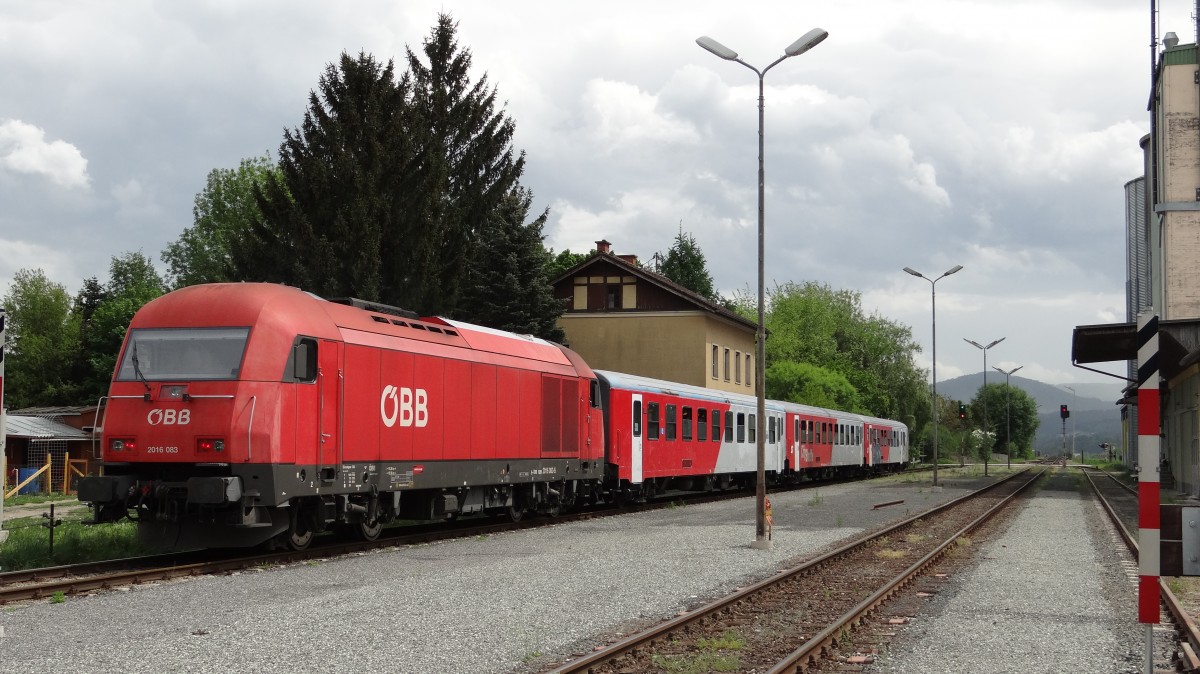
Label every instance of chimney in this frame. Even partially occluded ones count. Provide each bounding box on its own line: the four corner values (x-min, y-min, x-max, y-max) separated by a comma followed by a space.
595, 239, 612, 254
618, 254, 639, 266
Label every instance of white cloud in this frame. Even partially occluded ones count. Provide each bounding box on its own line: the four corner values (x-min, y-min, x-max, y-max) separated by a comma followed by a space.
580, 79, 699, 150
0, 119, 89, 189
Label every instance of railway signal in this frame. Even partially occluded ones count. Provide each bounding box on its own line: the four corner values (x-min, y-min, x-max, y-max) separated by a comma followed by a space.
958, 403, 966, 420
1060, 404, 1069, 419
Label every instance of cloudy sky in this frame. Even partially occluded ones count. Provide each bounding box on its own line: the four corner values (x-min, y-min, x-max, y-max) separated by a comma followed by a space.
1, 0, 1184, 397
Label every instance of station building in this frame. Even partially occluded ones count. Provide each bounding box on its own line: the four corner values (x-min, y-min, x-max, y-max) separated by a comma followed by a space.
551, 240, 759, 395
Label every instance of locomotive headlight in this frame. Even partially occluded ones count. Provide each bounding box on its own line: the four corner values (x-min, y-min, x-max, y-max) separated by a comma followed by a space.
110, 438, 136, 452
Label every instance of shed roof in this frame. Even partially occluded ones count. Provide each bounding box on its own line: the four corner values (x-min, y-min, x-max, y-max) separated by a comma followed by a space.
4, 416, 90, 440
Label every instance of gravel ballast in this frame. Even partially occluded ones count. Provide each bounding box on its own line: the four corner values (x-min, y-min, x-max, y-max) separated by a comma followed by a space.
1, 472, 959, 674
866, 472, 1171, 674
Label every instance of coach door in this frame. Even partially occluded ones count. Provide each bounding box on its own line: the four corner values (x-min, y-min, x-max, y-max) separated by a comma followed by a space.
631, 394, 643, 484
317, 339, 342, 480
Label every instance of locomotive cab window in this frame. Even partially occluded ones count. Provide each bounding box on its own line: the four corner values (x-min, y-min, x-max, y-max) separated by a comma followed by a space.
117, 327, 250, 382
590, 379, 601, 408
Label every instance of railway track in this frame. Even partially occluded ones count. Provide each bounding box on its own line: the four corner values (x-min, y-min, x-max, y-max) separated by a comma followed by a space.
1083, 467, 1200, 671
2, 472, 907, 605
544, 467, 1041, 673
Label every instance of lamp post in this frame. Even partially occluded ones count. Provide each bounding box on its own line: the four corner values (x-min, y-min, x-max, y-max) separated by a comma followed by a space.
993, 365, 1023, 469
1062, 385, 1077, 462
902, 265, 963, 488
964, 337, 1005, 476
698, 28, 828, 551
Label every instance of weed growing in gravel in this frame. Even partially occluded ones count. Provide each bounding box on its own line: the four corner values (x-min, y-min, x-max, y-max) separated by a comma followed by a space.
50, 591, 65, 604
876, 548, 906, 559
521, 650, 543, 663
650, 652, 739, 673
807, 491, 823, 506
905, 533, 927, 544
947, 536, 973, 558
836, 515, 843, 528
697, 631, 745, 651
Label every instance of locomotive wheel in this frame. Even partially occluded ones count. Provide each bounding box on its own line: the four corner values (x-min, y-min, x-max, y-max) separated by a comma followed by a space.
357, 519, 384, 541
506, 504, 524, 522
287, 505, 316, 550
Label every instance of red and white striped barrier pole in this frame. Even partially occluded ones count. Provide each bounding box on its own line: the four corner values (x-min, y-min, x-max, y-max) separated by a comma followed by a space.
1136, 312, 1161, 672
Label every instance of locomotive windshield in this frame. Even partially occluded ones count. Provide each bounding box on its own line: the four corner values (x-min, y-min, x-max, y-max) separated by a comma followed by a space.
115, 327, 250, 381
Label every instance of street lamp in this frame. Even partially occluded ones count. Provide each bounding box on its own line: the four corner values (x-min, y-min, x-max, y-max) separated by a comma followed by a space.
698, 28, 828, 551
993, 365, 1023, 469
964, 337, 1005, 476
902, 265, 963, 488
1061, 385, 1077, 462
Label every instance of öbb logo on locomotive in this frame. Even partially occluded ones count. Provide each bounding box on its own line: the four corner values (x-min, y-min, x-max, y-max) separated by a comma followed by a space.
380, 385, 429, 428
146, 408, 191, 426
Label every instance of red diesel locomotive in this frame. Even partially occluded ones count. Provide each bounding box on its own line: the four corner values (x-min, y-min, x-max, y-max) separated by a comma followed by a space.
79, 283, 908, 549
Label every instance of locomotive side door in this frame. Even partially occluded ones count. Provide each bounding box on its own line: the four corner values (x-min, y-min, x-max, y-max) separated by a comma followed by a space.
631, 394, 643, 484
317, 339, 342, 480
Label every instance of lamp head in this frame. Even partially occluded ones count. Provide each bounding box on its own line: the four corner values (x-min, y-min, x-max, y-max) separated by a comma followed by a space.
902, 267, 923, 278
784, 28, 829, 56
696, 36, 738, 60
945, 264, 963, 276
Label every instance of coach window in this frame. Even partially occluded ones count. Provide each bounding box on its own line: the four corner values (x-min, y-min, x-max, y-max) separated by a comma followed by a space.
712, 345, 719, 379
725, 411, 734, 442
697, 409, 707, 441
767, 416, 775, 444
713, 409, 721, 441
666, 404, 677, 440
794, 418, 800, 444
633, 400, 642, 437
737, 413, 746, 443
647, 403, 660, 440
682, 406, 693, 441
749, 414, 757, 443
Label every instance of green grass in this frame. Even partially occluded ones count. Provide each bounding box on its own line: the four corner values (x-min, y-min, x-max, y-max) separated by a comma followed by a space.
0, 516, 163, 572
650, 652, 740, 673
3, 492, 76, 507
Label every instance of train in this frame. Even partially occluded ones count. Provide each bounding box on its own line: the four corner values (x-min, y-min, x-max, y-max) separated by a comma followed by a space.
78, 283, 909, 549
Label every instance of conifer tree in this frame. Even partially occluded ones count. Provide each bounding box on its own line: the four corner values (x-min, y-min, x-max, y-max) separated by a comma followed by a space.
660, 229, 717, 300
460, 188, 565, 342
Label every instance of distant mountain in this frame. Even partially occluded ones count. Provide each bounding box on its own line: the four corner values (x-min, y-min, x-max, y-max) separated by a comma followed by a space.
935, 372, 1126, 457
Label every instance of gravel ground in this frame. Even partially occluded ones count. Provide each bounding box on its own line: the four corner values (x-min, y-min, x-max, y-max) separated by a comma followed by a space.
866, 471, 1172, 674
0, 470, 971, 674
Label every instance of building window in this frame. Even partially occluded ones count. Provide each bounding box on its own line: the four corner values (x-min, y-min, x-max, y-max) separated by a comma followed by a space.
606, 285, 621, 309
745, 354, 752, 387
734, 351, 741, 384
711, 345, 719, 379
